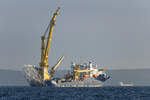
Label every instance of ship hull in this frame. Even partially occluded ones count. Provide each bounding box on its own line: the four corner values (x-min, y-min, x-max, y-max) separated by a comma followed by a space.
56, 84, 104, 87
28, 79, 104, 87
29, 81, 104, 87
30, 84, 104, 87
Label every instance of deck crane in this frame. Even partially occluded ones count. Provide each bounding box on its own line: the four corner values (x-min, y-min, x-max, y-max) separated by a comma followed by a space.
50, 54, 65, 80
39, 7, 65, 81
73, 65, 93, 81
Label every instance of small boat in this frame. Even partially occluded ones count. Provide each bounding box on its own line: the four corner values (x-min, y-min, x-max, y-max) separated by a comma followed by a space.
120, 82, 134, 87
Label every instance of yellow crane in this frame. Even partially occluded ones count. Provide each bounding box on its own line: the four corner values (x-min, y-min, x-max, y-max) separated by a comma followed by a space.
50, 54, 65, 80
74, 70, 93, 73
73, 65, 93, 81
39, 7, 64, 81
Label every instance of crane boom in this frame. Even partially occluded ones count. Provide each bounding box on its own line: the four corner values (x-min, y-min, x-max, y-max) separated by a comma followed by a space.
74, 70, 93, 73
50, 54, 65, 80
39, 7, 60, 81
44, 7, 60, 67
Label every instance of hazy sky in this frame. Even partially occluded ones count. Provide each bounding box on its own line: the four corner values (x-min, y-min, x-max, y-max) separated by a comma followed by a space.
0, 0, 150, 70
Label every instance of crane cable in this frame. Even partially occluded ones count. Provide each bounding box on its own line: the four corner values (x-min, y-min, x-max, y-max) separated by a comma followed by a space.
44, 20, 51, 37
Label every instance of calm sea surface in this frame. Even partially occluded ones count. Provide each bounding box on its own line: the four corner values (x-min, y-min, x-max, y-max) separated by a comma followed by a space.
0, 86, 150, 100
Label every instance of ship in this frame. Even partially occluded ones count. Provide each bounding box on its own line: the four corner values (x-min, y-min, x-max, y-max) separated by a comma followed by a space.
23, 7, 110, 87
120, 82, 134, 87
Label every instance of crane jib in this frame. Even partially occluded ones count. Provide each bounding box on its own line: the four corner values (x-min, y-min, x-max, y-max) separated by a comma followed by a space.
39, 7, 61, 81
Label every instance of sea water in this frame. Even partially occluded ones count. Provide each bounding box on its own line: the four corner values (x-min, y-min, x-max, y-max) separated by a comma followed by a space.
0, 86, 150, 100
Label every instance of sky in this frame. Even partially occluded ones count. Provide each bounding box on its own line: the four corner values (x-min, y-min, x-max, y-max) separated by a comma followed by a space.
0, 0, 150, 70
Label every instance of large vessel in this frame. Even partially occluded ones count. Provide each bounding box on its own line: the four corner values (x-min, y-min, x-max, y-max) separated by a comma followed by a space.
23, 8, 110, 87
